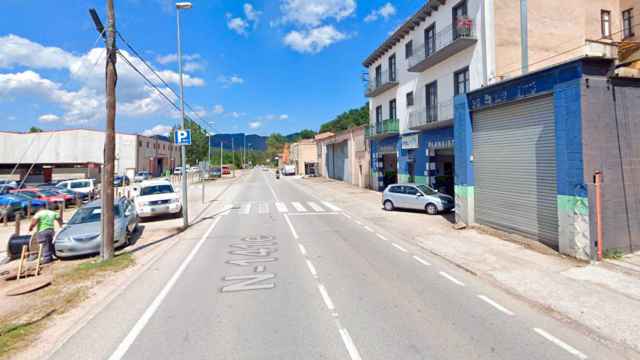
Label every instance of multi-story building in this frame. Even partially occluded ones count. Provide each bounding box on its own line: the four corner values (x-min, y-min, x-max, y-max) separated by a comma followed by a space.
289, 139, 318, 176
363, 0, 623, 194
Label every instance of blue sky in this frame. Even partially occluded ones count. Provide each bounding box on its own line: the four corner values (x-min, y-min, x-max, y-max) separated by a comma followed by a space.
0, 0, 412, 137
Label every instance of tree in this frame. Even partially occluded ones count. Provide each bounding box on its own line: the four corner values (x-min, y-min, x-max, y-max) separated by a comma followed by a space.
266, 133, 287, 162
29, 126, 43, 133
319, 104, 369, 133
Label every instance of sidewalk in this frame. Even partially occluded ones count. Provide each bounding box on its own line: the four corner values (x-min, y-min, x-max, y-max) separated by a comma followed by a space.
296, 177, 640, 356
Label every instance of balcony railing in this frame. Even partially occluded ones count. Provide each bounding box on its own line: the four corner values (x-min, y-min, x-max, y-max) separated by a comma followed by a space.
408, 17, 476, 72
365, 69, 399, 97
408, 99, 453, 130
367, 118, 400, 138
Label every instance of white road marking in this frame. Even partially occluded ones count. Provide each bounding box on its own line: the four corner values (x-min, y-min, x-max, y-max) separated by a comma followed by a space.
288, 212, 340, 216
240, 202, 252, 214
283, 213, 299, 239
297, 243, 307, 255
307, 201, 324, 212
533, 328, 588, 359
342, 213, 352, 219
258, 202, 269, 214
376, 233, 388, 241
439, 271, 465, 286
354, 220, 363, 225
391, 243, 408, 252
322, 201, 341, 211
317, 284, 335, 311
306, 260, 318, 278
108, 216, 222, 360
363, 225, 374, 232
477, 295, 515, 316
264, 172, 279, 201
412, 255, 431, 266
291, 202, 307, 212
339, 328, 363, 360
275, 202, 288, 213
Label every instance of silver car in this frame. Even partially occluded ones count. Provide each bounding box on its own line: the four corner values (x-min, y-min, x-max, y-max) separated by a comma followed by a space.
54, 198, 138, 258
382, 184, 454, 215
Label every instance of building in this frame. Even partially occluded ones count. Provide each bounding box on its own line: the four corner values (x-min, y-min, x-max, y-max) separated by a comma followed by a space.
454, 56, 640, 259
0, 129, 181, 183
363, 0, 621, 194
289, 139, 318, 176
316, 126, 371, 189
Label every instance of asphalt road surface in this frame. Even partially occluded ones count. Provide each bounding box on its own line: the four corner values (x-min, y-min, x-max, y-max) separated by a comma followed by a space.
50, 168, 628, 360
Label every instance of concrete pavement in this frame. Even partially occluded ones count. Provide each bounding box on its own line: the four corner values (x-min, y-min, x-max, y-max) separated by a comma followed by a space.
47, 168, 631, 359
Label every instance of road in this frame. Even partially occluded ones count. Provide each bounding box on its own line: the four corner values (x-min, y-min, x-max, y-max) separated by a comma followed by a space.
50, 168, 628, 359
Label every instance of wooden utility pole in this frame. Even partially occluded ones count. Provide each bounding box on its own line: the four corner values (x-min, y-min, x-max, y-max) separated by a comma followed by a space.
101, 0, 117, 261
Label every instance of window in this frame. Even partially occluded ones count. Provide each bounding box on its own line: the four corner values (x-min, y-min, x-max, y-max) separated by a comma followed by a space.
389, 99, 397, 120
623, 9, 634, 38
406, 91, 414, 107
388, 54, 396, 82
454, 67, 470, 95
389, 186, 403, 194
375, 65, 382, 87
425, 24, 436, 56
601, 10, 612, 38
425, 81, 438, 122
375, 105, 383, 130
404, 186, 419, 196
405, 40, 413, 59
452, 0, 468, 39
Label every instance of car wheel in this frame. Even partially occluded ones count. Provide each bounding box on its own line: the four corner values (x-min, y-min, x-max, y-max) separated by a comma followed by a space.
383, 200, 394, 211
174, 209, 183, 219
425, 203, 438, 215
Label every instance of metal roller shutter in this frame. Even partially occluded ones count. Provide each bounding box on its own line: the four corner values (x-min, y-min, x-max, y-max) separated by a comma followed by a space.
473, 95, 559, 247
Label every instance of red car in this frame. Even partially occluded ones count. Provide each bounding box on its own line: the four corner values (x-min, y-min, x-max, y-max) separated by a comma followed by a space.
222, 166, 231, 175
11, 188, 66, 208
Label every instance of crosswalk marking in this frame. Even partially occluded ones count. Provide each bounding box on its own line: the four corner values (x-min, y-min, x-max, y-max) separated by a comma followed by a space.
275, 202, 288, 213
258, 202, 269, 214
291, 202, 307, 212
322, 201, 341, 211
307, 202, 324, 212
240, 203, 251, 214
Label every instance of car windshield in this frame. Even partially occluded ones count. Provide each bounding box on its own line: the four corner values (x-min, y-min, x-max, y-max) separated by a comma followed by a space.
416, 185, 438, 195
68, 205, 122, 225
140, 184, 173, 196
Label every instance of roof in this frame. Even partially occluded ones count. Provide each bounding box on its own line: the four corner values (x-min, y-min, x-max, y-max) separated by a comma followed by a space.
362, 0, 447, 68
139, 179, 173, 187
314, 132, 335, 140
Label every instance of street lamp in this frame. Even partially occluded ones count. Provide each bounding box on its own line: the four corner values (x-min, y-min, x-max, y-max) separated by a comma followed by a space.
176, 1, 192, 228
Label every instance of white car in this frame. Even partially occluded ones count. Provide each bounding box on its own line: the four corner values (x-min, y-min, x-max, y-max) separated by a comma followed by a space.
56, 179, 95, 196
133, 180, 182, 219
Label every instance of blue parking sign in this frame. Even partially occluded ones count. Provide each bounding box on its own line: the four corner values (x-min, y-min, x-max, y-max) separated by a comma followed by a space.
175, 129, 191, 145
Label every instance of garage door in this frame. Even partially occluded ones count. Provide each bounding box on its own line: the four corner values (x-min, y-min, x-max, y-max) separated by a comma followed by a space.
473, 95, 558, 247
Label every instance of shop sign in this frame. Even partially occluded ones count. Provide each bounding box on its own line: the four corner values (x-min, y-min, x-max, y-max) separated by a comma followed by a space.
401, 134, 419, 149
378, 144, 397, 154
427, 139, 454, 150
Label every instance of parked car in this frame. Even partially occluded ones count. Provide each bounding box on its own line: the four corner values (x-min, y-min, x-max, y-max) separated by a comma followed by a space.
54, 197, 137, 259
0, 180, 18, 188
0, 195, 24, 219
38, 187, 74, 206
0, 182, 18, 194
133, 180, 182, 219
173, 167, 183, 175
4, 193, 47, 213
11, 188, 66, 208
222, 166, 231, 175
188, 166, 200, 173
134, 171, 152, 182
114, 175, 131, 187
282, 165, 295, 176
56, 179, 96, 197
382, 184, 454, 215
203, 167, 222, 180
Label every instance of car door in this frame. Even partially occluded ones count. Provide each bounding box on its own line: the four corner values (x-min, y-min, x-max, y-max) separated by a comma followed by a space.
123, 200, 137, 232
387, 185, 406, 208
403, 186, 425, 210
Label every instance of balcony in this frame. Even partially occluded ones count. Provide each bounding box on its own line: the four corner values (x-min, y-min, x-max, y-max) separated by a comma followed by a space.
408, 17, 477, 73
365, 69, 399, 97
367, 118, 400, 139
408, 99, 454, 131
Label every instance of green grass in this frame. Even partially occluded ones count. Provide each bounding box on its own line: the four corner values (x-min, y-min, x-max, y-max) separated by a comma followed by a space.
603, 249, 625, 260
62, 252, 135, 283
0, 318, 46, 358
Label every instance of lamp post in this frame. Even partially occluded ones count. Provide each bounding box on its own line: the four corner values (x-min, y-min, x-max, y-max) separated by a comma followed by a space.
176, 1, 191, 228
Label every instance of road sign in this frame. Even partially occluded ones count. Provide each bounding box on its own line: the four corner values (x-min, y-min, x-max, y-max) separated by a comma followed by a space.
175, 129, 191, 145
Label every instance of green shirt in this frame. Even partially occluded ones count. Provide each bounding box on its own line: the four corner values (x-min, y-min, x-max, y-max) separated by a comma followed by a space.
34, 210, 60, 232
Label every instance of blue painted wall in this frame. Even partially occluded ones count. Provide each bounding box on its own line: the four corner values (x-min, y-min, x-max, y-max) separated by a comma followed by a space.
454, 95, 474, 187
397, 127, 454, 181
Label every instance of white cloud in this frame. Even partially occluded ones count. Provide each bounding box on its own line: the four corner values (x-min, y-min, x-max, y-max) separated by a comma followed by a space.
142, 124, 173, 137
227, 111, 245, 118
284, 25, 347, 53
0, 34, 76, 69
217, 74, 245, 87
227, 4, 261, 36
364, 2, 396, 22
156, 53, 178, 64
244, 3, 261, 23
248, 121, 262, 129
279, 114, 289, 120
213, 104, 225, 114
280, 0, 356, 26
157, 53, 206, 72
38, 114, 60, 123
227, 16, 249, 35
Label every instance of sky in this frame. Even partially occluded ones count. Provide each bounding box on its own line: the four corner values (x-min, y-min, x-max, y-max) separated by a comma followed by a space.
0, 0, 415, 137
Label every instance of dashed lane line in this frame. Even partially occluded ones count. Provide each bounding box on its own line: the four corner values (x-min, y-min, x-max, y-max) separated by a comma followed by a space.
363, 225, 374, 233
375, 233, 388, 241
297, 243, 307, 255
412, 255, 431, 266
439, 271, 465, 286
477, 295, 515, 316
306, 260, 318, 278
283, 214, 299, 240
317, 284, 336, 311
339, 328, 363, 360
391, 243, 408, 253
533, 328, 588, 359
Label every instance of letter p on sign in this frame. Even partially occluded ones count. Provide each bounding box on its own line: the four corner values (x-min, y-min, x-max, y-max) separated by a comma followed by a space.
175, 129, 191, 145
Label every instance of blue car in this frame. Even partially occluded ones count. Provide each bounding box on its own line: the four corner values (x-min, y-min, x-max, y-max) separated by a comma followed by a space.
5, 193, 47, 213
0, 195, 24, 219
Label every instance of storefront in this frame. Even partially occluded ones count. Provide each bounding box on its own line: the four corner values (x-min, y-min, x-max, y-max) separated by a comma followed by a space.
371, 136, 398, 191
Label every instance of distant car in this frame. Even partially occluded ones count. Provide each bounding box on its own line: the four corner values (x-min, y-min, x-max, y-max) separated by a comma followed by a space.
133, 180, 182, 219
56, 179, 96, 197
54, 197, 138, 259
114, 175, 131, 187
282, 165, 295, 176
39, 188, 74, 206
11, 188, 65, 208
3, 193, 47, 213
0, 180, 18, 188
222, 166, 231, 175
209, 167, 222, 178
382, 184, 454, 215
173, 167, 182, 175
188, 166, 200, 173
0, 195, 24, 219
134, 171, 152, 182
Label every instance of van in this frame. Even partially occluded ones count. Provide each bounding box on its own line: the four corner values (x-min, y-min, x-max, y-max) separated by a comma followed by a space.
56, 179, 95, 196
